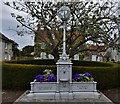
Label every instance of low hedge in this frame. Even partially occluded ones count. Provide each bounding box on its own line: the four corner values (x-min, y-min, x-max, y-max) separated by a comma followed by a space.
4, 59, 56, 65
4, 59, 113, 67
72, 65, 120, 90
2, 63, 56, 90
2, 62, 120, 90
72, 60, 113, 67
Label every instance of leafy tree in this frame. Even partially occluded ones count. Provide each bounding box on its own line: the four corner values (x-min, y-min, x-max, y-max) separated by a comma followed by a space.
22, 45, 34, 57
4, 1, 120, 59
12, 45, 20, 59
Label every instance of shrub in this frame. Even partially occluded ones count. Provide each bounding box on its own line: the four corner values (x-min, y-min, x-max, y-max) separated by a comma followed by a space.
2, 63, 56, 90
2, 61, 120, 90
72, 60, 113, 67
72, 65, 120, 90
116, 62, 120, 64
4, 59, 56, 65
4, 59, 113, 67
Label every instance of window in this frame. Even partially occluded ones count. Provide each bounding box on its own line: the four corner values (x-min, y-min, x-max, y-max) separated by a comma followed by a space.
9, 49, 12, 55
5, 42, 8, 49
5, 52, 8, 60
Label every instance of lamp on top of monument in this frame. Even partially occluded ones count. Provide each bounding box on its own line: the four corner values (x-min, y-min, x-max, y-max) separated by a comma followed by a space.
57, 5, 71, 22
57, 4, 71, 60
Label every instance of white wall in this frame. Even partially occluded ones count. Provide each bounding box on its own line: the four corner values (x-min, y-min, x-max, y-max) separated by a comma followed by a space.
1, 41, 13, 60
91, 55, 97, 61
0, 39, 2, 61
74, 54, 79, 60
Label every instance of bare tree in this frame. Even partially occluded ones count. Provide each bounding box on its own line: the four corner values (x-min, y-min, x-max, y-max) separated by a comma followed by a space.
4, 1, 120, 60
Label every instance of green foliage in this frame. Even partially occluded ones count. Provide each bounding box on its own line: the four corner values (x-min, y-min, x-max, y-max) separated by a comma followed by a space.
72, 64, 120, 90
21, 45, 34, 57
5, 59, 113, 67
116, 62, 120, 64
12, 47, 20, 57
5, 59, 56, 65
2, 63, 56, 90
72, 60, 113, 67
34, 44, 41, 57
2, 60, 120, 90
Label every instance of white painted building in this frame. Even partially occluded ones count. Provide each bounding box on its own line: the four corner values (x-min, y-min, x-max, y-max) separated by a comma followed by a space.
83, 45, 106, 62
105, 36, 120, 62
104, 2, 120, 62
0, 33, 18, 61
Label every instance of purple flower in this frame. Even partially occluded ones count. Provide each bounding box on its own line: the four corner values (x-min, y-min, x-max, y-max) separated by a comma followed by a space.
84, 72, 92, 78
73, 73, 80, 81
35, 74, 44, 82
46, 74, 57, 82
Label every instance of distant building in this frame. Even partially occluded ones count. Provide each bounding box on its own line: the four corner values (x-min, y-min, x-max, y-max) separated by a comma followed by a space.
104, 36, 120, 62
0, 32, 18, 60
84, 45, 107, 62
103, 3, 120, 62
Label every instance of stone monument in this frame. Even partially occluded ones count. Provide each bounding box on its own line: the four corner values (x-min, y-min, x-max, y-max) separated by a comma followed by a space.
26, 5, 100, 100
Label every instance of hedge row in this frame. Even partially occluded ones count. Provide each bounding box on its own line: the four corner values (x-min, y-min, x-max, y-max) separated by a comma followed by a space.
2, 63, 56, 90
4, 59, 113, 67
4, 59, 56, 65
72, 65, 120, 90
2, 62, 120, 90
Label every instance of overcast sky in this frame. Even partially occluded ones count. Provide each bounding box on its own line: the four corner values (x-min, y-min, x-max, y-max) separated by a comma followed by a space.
0, 1, 34, 50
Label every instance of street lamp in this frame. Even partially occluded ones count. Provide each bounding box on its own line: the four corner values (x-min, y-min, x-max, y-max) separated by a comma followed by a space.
57, 5, 71, 56
57, 5, 71, 22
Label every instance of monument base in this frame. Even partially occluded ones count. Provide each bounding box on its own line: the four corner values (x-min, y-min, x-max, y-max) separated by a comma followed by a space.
14, 90, 113, 103
27, 91, 100, 100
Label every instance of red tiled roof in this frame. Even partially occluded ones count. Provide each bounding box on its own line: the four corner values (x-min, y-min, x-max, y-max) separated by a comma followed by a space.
89, 45, 107, 52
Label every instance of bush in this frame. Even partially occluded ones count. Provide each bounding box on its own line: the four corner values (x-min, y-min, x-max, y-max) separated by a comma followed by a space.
72, 65, 120, 90
4, 59, 56, 65
2, 63, 56, 90
72, 60, 113, 67
2, 60, 120, 90
4, 59, 113, 67
116, 62, 120, 64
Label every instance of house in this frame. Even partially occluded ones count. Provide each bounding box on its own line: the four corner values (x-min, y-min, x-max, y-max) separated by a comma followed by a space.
104, 36, 120, 62
0, 32, 18, 60
84, 45, 107, 62
104, 2, 120, 62
85, 33, 120, 62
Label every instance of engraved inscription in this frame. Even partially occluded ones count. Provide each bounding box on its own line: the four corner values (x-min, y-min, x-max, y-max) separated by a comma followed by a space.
33, 83, 57, 91
77, 85, 89, 90
38, 86, 52, 90
72, 83, 96, 92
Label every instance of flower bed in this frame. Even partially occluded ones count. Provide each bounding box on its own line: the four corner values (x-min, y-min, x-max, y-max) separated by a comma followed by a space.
34, 69, 57, 82
73, 72, 94, 82
30, 69, 97, 92
34, 69, 94, 83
